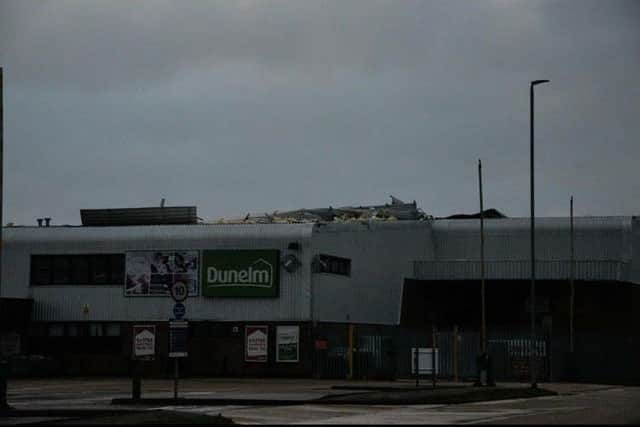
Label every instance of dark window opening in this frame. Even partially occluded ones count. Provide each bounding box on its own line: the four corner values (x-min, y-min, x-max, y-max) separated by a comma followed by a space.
110, 255, 125, 285
71, 256, 90, 283
52, 256, 71, 284
318, 254, 351, 277
90, 255, 109, 284
31, 256, 52, 285
32, 323, 123, 355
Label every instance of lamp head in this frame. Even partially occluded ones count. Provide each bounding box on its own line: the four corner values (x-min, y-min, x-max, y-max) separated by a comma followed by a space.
531, 79, 550, 86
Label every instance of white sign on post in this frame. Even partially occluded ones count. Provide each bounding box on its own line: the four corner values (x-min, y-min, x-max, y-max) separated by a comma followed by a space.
133, 325, 156, 360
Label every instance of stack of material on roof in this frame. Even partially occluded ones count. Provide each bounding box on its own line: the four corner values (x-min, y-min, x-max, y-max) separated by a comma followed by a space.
444, 208, 507, 219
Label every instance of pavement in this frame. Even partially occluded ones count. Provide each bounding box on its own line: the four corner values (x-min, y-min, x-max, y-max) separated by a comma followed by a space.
1, 377, 639, 424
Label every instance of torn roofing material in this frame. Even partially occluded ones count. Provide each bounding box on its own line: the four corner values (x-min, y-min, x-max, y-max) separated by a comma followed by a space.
211, 196, 430, 224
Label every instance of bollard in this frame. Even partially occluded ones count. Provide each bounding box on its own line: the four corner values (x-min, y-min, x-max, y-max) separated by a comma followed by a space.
486, 354, 496, 386
131, 360, 141, 400
475, 353, 488, 386
132, 376, 141, 400
0, 359, 9, 410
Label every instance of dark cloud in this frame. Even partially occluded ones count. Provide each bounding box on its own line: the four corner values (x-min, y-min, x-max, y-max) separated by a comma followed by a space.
1, 0, 638, 224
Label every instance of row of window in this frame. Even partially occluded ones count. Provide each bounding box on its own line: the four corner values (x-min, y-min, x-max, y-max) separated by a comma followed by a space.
46, 322, 122, 337
31, 255, 125, 286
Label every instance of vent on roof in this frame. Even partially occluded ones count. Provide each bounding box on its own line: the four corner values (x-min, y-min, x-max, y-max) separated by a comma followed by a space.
80, 206, 197, 226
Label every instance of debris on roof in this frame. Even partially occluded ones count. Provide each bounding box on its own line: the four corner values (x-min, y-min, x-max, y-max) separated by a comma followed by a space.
211, 196, 431, 224
443, 208, 507, 219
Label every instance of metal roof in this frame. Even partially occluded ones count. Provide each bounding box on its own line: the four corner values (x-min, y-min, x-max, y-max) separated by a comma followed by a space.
3, 222, 315, 245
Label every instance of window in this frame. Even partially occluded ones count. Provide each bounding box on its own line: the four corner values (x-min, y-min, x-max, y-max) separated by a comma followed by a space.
30, 254, 125, 286
105, 324, 121, 337
90, 255, 108, 284
71, 256, 90, 283
89, 323, 104, 337
110, 255, 125, 284
31, 256, 52, 285
317, 254, 351, 276
67, 324, 82, 337
48, 324, 64, 337
52, 256, 71, 284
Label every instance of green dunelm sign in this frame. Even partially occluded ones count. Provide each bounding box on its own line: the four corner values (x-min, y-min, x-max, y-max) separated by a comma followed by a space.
201, 250, 280, 297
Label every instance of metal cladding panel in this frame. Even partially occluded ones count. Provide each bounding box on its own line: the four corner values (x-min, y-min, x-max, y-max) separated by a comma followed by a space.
413, 260, 630, 281
311, 221, 434, 325
80, 206, 197, 226
431, 217, 632, 262
3, 224, 314, 321
633, 217, 640, 284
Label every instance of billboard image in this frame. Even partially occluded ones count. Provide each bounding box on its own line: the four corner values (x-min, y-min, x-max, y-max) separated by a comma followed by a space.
245, 325, 268, 363
276, 325, 299, 363
125, 251, 199, 296
201, 250, 280, 297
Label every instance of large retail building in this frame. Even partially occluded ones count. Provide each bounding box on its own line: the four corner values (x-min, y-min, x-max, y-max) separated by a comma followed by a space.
1, 202, 639, 384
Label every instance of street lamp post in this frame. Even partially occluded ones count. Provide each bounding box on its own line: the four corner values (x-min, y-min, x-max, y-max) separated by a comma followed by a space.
530, 79, 549, 389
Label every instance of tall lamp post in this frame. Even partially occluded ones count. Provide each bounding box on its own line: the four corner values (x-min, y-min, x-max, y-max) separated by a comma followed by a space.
530, 79, 549, 389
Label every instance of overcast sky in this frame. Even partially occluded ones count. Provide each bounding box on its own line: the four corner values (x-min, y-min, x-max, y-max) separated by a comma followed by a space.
1, 0, 638, 225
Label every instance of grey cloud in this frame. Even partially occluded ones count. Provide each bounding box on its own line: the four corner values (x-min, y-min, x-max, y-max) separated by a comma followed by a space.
1, 0, 639, 224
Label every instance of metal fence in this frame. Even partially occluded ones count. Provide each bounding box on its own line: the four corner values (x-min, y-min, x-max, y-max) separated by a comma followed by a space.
311, 323, 552, 382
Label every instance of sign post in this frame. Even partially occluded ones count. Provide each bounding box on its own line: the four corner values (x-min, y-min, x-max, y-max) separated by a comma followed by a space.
168, 280, 189, 401
169, 321, 188, 400
132, 325, 156, 400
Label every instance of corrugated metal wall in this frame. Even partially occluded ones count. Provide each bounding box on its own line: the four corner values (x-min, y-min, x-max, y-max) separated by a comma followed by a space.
310, 221, 434, 325
1, 224, 314, 322
432, 217, 632, 261
413, 260, 630, 281
414, 216, 636, 283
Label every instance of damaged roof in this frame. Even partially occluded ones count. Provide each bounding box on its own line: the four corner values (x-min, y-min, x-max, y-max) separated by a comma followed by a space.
210, 196, 430, 224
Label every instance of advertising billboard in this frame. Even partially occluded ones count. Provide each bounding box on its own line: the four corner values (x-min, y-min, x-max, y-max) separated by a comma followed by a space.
201, 250, 280, 297
276, 325, 299, 363
125, 251, 199, 297
245, 325, 268, 363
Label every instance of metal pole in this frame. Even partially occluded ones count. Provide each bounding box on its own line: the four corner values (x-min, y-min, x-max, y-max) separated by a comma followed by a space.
432, 324, 437, 389
347, 324, 354, 380
570, 196, 575, 353
0, 69, 7, 410
479, 159, 486, 355
0, 67, 4, 298
530, 82, 537, 389
453, 325, 459, 383
173, 359, 179, 400
529, 79, 549, 390
415, 344, 420, 387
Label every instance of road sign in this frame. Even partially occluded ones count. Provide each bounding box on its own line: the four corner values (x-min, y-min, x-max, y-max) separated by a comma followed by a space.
170, 280, 189, 302
132, 325, 156, 361
173, 302, 186, 320
169, 320, 188, 358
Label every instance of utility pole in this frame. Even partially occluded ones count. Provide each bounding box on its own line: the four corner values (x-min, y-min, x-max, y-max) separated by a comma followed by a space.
0, 67, 4, 297
479, 159, 486, 356
570, 196, 575, 353
0, 67, 7, 411
530, 79, 549, 389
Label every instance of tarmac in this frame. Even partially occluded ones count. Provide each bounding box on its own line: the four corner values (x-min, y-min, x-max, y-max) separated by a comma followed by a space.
0, 377, 634, 425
